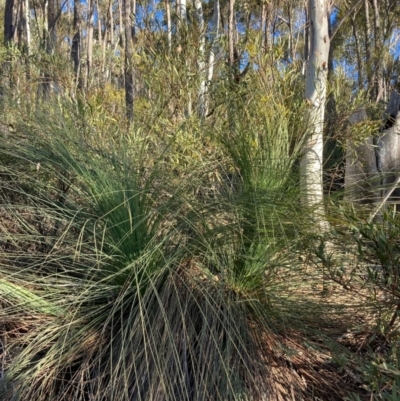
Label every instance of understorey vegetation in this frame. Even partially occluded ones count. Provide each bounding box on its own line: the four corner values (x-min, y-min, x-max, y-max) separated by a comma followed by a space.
1, 0, 400, 399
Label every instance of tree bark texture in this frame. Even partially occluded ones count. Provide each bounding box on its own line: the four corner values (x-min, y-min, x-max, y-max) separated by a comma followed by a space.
300, 0, 330, 226
4, 0, 15, 45
71, 0, 82, 89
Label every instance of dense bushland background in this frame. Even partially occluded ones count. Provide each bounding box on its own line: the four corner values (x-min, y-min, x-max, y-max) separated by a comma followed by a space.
0, 0, 400, 400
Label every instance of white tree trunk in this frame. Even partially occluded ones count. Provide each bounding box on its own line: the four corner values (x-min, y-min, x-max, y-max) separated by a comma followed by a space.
193, 0, 206, 118
205, 0, 220, 111
194, 0, 220, 119
164, 0, 171, 51
86, 0, 94, 90
228, 0, 235, 68
178, 0, 187, 25
300, 0, 330, 226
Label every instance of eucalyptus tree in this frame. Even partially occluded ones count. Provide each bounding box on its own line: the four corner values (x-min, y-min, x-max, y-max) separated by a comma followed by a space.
204, 0, 220, 117
38, 0, 59, 99
71, 0, 82, 91
85, 0, 94, 90
300, 0, 330, 227
2, 0, 15, 93
17, 0, 31, 56
3, 0, 14, 45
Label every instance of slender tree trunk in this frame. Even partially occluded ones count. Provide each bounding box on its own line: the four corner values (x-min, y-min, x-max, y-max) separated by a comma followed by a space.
39, 0, 57, 100
351, 14, 363, 90
85, 0, 94, 91
12, 0, 19, 43
365, 0, 373, 92
261, 3, 266, 51
303, 5, 309, 74
17, 0, 24, 47
123, 0, 134, 122
24, 0, 31, 55
108, 0, 114, 83
17, 0, 30, 79
228, 0, 235, 68
96, 0, 102, 48
193, 0, 206, 118
4, 0, 15, 45
204, 0, 220, 115
372, 0, 383, 101
109, 0, 114, 47
300, 0, 330, 228
287, 4, 293, 61
71, 0, 82, 91
176, 0, 189, 116
2, 0, 15, 95
118, 0, 125, 50
178, 0, 187, 25
164, 0, 171, 51
101, 1, 109, 79
47, 0, 56, 54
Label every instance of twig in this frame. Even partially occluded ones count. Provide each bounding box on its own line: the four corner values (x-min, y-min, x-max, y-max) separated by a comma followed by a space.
330, 0, 364, 41
368, 175, 400, 223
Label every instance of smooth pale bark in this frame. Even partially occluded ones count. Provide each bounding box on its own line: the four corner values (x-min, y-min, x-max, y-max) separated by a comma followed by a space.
178, 0, 187, 25
193, 0, 220, 118
300, 0, 330, 227
228, 0, 235, 68
24, 0, 31, 55
86, 0, 94, 90
164, 0, 172, 51
39, 0, 57, 99
109, 0, 114, 47
96, 0, 103, 48
193, 0, 206, 118
303, 5, 309, 74
204, 0, 220, 113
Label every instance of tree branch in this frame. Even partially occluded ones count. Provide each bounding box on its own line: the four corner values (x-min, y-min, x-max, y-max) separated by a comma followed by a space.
330, 0, 364, 40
